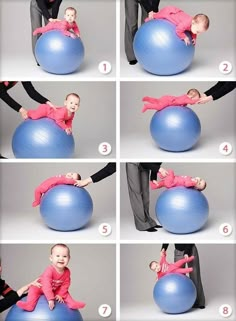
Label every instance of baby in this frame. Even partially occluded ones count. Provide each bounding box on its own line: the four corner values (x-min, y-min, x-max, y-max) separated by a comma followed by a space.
145, 6, 210, 45
33, 7, 80, 39
17, 244, 85, 311
142, 88, 200, 112
150, 168, 206, 191
149, 249, 194, 279
27, 93, 80, 135
32, 173, 81, 207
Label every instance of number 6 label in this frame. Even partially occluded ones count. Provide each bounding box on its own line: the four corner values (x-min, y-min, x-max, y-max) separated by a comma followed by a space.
219, 304, 233, 317
219, 223, 233, 237
98, 304, 112, 317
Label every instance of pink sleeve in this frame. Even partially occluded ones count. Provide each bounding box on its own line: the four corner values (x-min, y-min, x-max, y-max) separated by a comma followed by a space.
175, 21, 190, 40
73, 22, 80, 36
56, 269, 71, 298
65, 113, 74, 129
183, 176, 196, 187
57, 21, 73, 37
162, 170, 176, 188
41, 267, 55, 301
53, 109, 69, 130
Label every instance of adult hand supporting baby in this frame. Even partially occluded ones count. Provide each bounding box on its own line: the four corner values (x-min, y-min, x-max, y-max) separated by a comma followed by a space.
74, 177, 93, 187
197, 95, 213, 104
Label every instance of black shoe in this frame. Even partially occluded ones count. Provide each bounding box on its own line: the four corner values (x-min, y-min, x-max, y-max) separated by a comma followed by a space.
192, 304, 205, 309
37, 62, 40, 66
154, 224, 163, 228
129, 59, 137, 65
146, 227, 158, 232
0, 154, 7, 159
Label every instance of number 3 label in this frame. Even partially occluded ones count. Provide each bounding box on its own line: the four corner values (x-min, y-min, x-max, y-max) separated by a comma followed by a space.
98, 142, 112, 156
219, 304, 233, 317
219, 61, 233, 74
98, 304, 112, 317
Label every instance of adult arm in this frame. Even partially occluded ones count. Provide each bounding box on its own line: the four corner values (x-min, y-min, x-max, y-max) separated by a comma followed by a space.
21, 82, 49, 104
36, 0, 62, 20
0, 82, 23, 112
90, 163, 116, 183
204, 81, 236, 100
161, 244, 169, 251
140, 0, 160, 13
140, 163, 162, 181
0, 279, 20, 313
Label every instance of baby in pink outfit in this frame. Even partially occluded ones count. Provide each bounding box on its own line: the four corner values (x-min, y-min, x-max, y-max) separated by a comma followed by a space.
145, 6, 210, 46
142, 88, 200, 112
32, 172, 81, 207
17, 244, 86, 311
149, 249, 194, 279
27, 93, 80, 135
33, 7, 80, 39
150, 168, 206, 191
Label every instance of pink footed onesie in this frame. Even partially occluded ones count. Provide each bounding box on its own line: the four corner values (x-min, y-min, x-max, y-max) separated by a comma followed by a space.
33, 175, 76, 207
150, 169, 197, 190
145, 6, 197, 42
27, 104, 74, 131
157, 252, 194, 279
16, 265, 85, 311
33, 20, 80, 37
142, 94, 199, 112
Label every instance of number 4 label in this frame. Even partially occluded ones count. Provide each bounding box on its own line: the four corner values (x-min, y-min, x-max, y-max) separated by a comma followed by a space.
98, 304, 112, 317
219, 142, 233, 156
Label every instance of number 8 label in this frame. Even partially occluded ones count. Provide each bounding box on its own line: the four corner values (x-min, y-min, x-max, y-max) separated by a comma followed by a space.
98, 304, 112, 317
219, 304, 233, 317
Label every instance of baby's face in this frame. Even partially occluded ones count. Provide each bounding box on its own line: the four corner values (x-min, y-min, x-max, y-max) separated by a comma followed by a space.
50, 246, 70, 270
64, 9, 76, 23
65, 95, 80, 113
188, 91, 200, 100
151, 262, 161, 272
191, 21, 207, 35
66, 172, 78, 180
194, 177, 206, 191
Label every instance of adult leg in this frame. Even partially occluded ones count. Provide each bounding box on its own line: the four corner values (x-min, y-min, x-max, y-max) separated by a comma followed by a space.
175, 247, 205, 307
30, 0, 43, 57
126, 163, 156, 230
188, 245, 205, 307
124, 0, 139, 62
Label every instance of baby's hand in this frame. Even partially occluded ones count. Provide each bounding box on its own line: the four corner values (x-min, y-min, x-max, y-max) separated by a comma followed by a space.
184, 37, 191, 46
192, 38, 196, 46
48, 300, 55, 310
55, 295, 64, 303
19, 107, 28, 120
70, 33, 77, 39
65, 128, 72, 135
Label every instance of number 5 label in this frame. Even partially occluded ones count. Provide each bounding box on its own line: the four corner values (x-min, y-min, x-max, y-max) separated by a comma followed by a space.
98, 223, 112, 237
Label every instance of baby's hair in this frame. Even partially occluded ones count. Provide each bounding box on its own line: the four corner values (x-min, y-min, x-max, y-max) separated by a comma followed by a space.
51, 243, 70, 256
187, 88, 201, 98
65, 93, 80, 101
149, 261, 157, 270
193, 14, 210, 30
65, 7, 77, 15
200, 180, 207, 191
76, 173, 81, 180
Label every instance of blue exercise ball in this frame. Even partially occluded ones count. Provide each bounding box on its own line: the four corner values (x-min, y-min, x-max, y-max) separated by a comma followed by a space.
35, 31, 85, 74
156, 187, 209, 234
12, 118, 75, 159
150, 106, 201, 152
6, 295, 83, 321
153, 274, 197, 314
40, 185, 93, 231
133, 19, 195, 75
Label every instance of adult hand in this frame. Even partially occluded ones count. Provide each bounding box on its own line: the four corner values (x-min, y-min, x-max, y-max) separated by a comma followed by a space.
184, 254, 189, 259
46, 101, 56, 109
30, 278, 41, 288
55, 295, 64, 303
148, 11, 154, 19
74, 177, 92, 187
49, 18, 61, 22
197, 95, 213, 104
159, 167, 168, 178
19, 107, 28, 120
160, 248, 165, 256
48, 300, 55, 310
